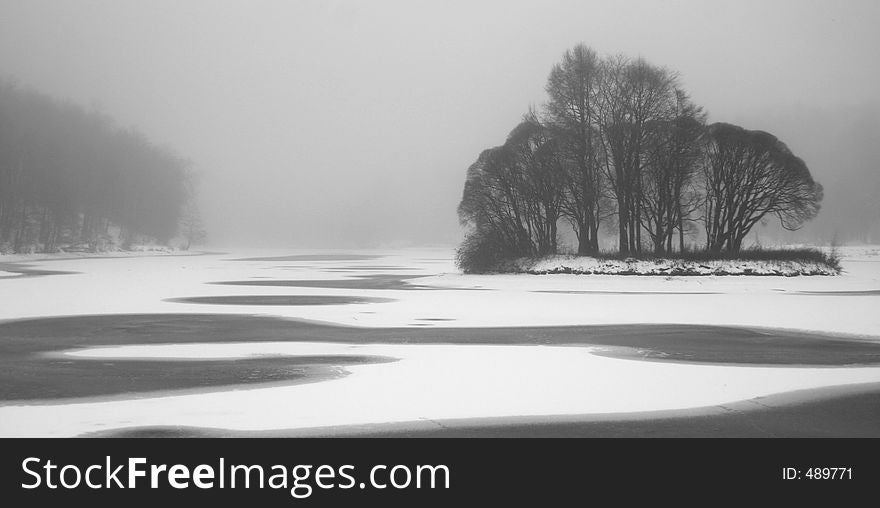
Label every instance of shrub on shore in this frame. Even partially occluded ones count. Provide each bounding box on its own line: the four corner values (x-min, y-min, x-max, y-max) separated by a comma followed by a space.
455, 230, 513, 274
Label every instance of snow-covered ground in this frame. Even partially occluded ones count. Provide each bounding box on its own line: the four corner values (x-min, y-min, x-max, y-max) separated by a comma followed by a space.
0, 245, 879, 436
0, 246, 199, 264
511, 255, 837, 276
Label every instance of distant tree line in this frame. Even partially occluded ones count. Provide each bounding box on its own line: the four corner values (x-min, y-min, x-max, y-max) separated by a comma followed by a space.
457, 44, 822, 270
0, 80, 197, 253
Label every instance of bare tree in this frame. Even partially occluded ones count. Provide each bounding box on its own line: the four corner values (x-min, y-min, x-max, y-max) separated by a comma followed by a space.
457, 116, 566, 269
702, 122, 822, 252
458, 145, 534, 260
640, 89, 706, 254
544, 44, 605, 255
506, 115, 566, 255
179, 171, 206, 250
596, 56, 678, 255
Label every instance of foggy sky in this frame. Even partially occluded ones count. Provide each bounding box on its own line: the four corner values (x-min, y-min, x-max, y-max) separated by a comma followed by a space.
1, 0, 879, 248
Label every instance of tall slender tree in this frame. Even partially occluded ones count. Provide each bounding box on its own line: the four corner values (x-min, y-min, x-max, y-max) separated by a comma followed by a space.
640, 90, 706, 254
544, 44, 604, 254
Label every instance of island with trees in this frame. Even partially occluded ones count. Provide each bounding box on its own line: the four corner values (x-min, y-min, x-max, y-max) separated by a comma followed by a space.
456, 44, 833, 275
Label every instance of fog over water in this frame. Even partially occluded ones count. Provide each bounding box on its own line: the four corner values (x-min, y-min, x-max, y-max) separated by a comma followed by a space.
1, 0, 878, 248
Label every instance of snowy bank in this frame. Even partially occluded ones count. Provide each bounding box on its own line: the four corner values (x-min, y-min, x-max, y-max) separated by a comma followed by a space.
502, 255, 839, 276
0, 245, 201, 264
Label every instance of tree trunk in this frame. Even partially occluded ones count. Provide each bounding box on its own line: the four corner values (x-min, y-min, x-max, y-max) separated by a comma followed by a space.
678, 215, 684, 253
618, 198, 629, 255
576, 221, 591, 255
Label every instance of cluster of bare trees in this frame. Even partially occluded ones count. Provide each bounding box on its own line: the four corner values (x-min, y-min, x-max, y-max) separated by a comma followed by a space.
457, 44, 822, 269
0, 80, 195, 253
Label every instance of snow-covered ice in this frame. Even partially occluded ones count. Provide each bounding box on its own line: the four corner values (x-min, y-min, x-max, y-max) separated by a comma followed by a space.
0, 246, 879, 436
0, 247, 878, 336
0, 341, 878, 437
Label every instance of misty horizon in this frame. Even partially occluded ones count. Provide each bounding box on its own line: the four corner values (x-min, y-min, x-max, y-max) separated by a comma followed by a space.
2, 0, 878, 248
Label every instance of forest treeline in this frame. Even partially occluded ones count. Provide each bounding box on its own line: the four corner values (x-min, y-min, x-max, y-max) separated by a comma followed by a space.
457, 44, 822, 272
0, 79, 201, 253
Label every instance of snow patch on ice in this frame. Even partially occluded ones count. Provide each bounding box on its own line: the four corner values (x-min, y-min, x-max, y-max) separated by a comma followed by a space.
3, 341, 880, 437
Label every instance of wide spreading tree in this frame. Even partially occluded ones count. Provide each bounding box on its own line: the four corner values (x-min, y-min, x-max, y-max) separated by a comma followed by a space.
701, 122, 822, 252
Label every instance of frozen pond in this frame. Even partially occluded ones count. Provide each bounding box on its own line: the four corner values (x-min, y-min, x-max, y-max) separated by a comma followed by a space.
0, 247, 879, 437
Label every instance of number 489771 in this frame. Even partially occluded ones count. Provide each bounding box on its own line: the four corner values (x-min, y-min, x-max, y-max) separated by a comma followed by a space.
782, 467, 852, 480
